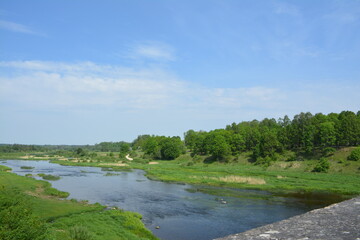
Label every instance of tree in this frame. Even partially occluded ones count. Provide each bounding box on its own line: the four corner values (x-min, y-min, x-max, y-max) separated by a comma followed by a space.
184, 130, 198, 151
132, 135, 150, 150
318, 122, 336, 147
257, 128, 281, 158
228, 133, 245, 154
119, 143, 130, 154
159, 137, 185, 160
290, 112, 315, 153
336, 111, 360, 146
239, 121, 260, 151
142, 137, 161, 157
204, 131, 231, 160
191, 131, 208, 155
75, 148, 86, 157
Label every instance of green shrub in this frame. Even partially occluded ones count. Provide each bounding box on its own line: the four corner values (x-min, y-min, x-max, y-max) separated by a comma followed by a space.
347, 147, 360, 161
69, 226, 93, 240
44, 187, 69, 198
20, 166, 34, 169
322, 147, 336, 156
255, 156, 276, 167
312, 158, 330, 173
38, 174, 60, 181
0, 187, 47, 240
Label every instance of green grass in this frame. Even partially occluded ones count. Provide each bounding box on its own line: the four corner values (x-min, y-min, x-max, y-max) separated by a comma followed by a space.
0, 152, 26, 159
0, 169, 158, 240
38, 173, 61, 181
0, 165, 12, 172
127, 150, 360, 197
49, 210, 157, 240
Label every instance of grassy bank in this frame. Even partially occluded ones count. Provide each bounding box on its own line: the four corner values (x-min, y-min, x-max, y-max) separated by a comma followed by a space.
129, 156, 360, 196
1, 147, 360, 197
0, 167, 158, 240
46, 151, 360, 196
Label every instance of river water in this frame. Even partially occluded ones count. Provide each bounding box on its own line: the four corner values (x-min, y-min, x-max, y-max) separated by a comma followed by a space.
1, 160, 338, 240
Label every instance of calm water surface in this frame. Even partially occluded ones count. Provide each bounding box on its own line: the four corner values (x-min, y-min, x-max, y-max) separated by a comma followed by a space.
1, 160, 336, 240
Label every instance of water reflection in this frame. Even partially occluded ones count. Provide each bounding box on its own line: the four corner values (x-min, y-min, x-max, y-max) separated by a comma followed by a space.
1, 160, 339, 240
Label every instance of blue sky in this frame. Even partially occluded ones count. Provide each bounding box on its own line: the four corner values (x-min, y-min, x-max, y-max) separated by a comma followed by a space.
1, 0, 359, 144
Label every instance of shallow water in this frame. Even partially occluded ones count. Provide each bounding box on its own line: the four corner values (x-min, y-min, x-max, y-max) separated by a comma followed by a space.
1, 160, 337, 240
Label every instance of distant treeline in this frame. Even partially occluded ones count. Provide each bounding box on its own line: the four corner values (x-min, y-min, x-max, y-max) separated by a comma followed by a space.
2, 110, 359, 163
184, 110, 360, 162
0, 141, 130, 153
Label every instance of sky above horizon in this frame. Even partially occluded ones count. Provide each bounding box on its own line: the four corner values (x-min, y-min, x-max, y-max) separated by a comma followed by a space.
1, 0, 360, 145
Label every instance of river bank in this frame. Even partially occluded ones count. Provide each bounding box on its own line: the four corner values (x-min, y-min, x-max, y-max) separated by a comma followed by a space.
1, 150, 360, 197
2, 159, 349, 240
0, 165, 158, 240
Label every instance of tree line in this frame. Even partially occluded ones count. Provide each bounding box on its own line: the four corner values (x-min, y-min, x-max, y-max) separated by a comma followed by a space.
0, 141, 130, 153
2, 110, 359, 162
184, 110, 360, 162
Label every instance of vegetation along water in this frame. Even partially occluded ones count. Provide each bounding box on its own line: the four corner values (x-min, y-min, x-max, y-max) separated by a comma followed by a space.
1, 110, 359, 239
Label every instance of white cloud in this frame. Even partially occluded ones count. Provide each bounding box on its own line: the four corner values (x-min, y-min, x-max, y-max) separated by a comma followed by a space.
129, 42, 176, 61
0, 61, 285, 113
0, 20, 44, 36
0, 61, 182, 109
1, 60, 359, 125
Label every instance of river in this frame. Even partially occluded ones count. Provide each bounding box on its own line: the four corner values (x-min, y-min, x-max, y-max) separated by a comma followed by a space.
1, 160, 339, 240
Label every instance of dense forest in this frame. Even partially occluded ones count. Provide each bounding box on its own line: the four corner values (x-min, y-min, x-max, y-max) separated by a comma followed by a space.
1, 111, 360, 164
183, 111, 360, 163
134, 110, 360, 164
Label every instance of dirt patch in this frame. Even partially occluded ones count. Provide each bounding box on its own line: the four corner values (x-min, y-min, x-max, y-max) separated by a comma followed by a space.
277, 175, 286, 179
148, 162, 159, 165
278, 162, 290, 168
190, 175, 266, 185
99, 162, 129, 167
218, 175, 266, 185
289, 162, 301, 168
25, 186, 52, 200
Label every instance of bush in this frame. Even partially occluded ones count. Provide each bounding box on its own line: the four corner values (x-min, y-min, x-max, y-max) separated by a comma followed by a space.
312, 158, 330, 173
0, 187, 48, 240
347, 147, 360, 161
254, 156, 274, 167
20, 166, 34, 169
38, 174, 60, 181
322, 147, 336, 156
69, 226, 93, 240
44, 187, 69, 198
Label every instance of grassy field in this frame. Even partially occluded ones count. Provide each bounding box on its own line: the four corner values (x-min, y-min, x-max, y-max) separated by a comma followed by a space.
127, 155, 360, 196
0, 167, 158, 240
1, 147, 360, 198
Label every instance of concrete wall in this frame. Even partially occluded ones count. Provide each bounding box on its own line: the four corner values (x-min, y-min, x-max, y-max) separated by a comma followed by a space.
215, 196, 360, 240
